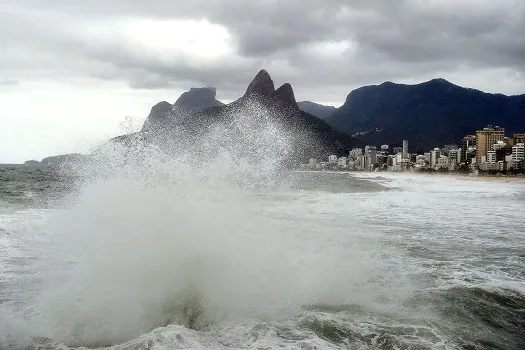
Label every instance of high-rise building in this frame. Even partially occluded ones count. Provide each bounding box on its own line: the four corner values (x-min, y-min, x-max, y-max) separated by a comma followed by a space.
430, 148, 441, 169
512, 143, 524, 168
402, 140, 408, 159
461, 135, 476, 164
365, 146, 377, 168
476, 126, 505, 164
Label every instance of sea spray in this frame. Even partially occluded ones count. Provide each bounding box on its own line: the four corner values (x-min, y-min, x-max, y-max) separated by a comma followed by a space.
2, 101, 361, 348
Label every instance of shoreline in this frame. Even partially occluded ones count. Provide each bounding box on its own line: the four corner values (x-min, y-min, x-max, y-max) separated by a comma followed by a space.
293, 169, 525, 183
449, 174, 525, 183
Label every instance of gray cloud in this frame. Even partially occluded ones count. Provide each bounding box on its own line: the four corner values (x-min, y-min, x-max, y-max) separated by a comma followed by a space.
1, 0, 524, 101
0, 79, 18, 86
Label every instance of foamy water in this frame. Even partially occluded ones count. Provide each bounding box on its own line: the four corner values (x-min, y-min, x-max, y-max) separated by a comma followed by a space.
1, 167, 524, 349
1, 105, 524, 349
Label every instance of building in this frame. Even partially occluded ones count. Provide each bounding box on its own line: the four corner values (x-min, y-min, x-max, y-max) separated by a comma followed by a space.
391, 155, 398, 170
492, 140, 506, 151
476, 126, 505, 164
430, 148, 441, 169
512, 143, 524, 169
393, 146, 403, 155
487, 151, 497, 163
386, 155, 395, 167
368, 151, 377, 170
357, 155, 368, 171
514, 133, 525, 145
436, 155, 448, 169
328, 155, 338, 163
461, 135, 476, 166
381, 145, 389, 152
448, 148, 461, 170
441, 144, 458, 156
402, 140, 408, 160
415, 155, 427, 167
396, 152, 403, 164
377, 154, 388, 169
364, 145, 377, 154
349, 148, 363, 159
424, 152, 431, 163
337, 157, 348, 168
479, 161, 505, 172
364, 146, 377, 170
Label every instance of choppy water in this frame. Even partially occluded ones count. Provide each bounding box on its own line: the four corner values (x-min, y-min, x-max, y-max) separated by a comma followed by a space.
1, 164, 524, 350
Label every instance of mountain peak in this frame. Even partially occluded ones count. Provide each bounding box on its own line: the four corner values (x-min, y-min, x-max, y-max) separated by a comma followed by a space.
174, 87, 222, 109
150, 101, 172, 115
274, 83, 298, 109
245, 69, 275, 97
428, 78, 452, 85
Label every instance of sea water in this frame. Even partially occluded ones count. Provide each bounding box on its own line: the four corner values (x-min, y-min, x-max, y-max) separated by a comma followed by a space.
1, 164, 524, 349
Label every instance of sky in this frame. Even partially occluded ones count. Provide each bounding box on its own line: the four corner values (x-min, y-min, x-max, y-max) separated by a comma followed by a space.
1, 0, 524, 163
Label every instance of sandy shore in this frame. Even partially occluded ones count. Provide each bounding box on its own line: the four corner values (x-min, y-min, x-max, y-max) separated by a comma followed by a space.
450, 174, 525, 183
294, 169, 525, 183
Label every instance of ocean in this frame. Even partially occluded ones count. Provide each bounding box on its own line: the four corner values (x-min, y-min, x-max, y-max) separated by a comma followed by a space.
0, 162, 524, 350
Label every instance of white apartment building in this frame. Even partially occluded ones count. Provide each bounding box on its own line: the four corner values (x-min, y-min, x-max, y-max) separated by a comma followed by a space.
512, 143, 524, 163
487, 150, 497, 163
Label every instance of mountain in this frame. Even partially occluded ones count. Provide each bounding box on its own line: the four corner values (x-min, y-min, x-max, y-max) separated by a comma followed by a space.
326, 79, 525, 150
114, 70, 353, 164
298, 101, 337, 119
142, 87, 223, 131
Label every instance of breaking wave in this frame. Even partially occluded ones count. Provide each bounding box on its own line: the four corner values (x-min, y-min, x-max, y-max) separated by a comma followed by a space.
1, 101, 384, 349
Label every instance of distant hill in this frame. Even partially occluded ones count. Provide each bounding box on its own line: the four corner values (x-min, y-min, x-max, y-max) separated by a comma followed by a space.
113, 70, 354, 164
326, 79, 525, 150
297, 101, 337, 119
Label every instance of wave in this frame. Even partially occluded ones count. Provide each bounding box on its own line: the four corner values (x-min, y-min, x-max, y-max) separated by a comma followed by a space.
424, 286, 525, 349
0, 102, 388, 349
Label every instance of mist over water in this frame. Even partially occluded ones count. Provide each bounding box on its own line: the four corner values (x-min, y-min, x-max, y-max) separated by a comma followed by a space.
1, 103, 524, 349
1, 104, 400, 348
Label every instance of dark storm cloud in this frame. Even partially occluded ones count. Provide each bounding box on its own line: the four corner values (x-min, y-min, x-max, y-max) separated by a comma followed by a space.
2, 0, 524, 99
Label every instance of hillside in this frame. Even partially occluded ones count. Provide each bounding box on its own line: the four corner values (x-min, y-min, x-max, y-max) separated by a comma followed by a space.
326, 79, 525, 150
297, 101, 337, 119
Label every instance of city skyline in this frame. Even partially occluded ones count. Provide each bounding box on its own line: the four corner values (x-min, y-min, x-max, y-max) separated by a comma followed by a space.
305, 125, 525, 173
